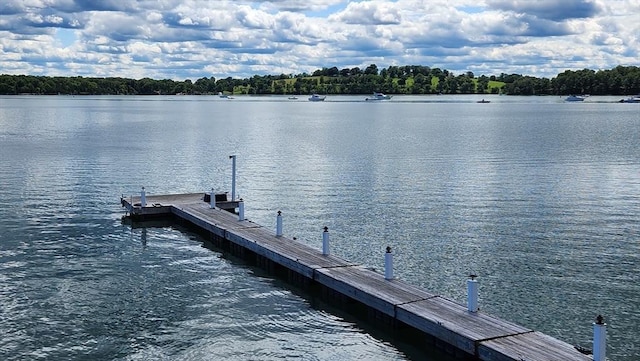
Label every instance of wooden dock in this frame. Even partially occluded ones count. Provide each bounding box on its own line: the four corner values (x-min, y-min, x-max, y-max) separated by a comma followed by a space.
121, 192, 592, 361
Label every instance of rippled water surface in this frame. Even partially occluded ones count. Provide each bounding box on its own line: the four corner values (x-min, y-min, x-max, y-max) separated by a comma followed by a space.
1, 95, 638, 360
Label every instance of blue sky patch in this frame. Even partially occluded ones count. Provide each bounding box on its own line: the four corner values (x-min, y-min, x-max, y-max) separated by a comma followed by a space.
458, 6, 485, 14
56, 28, 76, 48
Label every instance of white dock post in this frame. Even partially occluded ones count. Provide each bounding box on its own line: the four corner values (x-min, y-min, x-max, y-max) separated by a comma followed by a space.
593, 315, 607, 361
467, 275, 479, 312
140, 187, 147, 207
238, 198, 245, 221
276, 211, 283, 237
229, 155, 237, 201
210, 188, 215, 209
322, 226, 330, 255
384, 246, 394, 280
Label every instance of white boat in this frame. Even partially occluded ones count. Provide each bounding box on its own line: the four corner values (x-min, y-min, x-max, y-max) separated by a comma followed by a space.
218, 92, 229, 98
565, 95, 585, 102
365, 92, 392, 101
308, 94, 326, 101
619, 96, 640, 103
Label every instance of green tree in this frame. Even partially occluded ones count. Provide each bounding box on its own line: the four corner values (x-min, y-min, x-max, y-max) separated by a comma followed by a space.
364, 64, 378, 75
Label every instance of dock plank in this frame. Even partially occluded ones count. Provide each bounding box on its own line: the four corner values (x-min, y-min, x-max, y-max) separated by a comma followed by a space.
315, 266, 435, 317
397, 297, 531, 356
241, 227, 356, 267
478, 331, 591, 361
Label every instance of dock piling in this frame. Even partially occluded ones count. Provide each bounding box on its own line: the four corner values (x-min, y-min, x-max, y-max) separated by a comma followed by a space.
322, 226, 330, 255
593, 315, 606, 361
238, 198, 245, 221
210, 188, 215, 209
276, 211, 283, 237
384, 246, 394, 280
140, 187, 147, 207
467, 274, 479, 312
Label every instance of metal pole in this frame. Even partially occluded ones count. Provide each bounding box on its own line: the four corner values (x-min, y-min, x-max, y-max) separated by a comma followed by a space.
467, 275, 479, 312
593, 315, 607, 361
276, 211, 283, 237
229, 155, 236, 201
384, 246, 394, 280
322, 226, 330, 255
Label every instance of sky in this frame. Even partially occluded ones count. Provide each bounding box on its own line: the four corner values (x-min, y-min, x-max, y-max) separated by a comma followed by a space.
0, 0, 638, 80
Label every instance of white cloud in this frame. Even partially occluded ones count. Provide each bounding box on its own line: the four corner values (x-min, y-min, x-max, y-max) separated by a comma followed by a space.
329, 1, 401, 25
0, 0, 637, 80
487, 0, 603, 20
235, 6, 274, 29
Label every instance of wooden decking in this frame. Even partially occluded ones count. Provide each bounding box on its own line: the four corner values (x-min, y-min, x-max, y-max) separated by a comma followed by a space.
121, 192, 591, 361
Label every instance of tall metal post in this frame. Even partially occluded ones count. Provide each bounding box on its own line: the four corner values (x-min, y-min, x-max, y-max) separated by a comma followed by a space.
322, 226, 330, 255
467, 275, 479, 313
593, 315, 607, 361
384, 246, 394, 280
229, 155, 236, 201
276, 211, 283, 237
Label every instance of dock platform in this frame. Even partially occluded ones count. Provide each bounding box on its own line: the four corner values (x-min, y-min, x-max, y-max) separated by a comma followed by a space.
121, 192, 592, 361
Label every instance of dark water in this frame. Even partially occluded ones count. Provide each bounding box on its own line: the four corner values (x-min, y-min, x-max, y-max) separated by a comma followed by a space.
0, 95, 638, 360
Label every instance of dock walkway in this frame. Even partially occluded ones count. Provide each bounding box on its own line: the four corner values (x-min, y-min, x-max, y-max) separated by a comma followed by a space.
121, 192, 591, 361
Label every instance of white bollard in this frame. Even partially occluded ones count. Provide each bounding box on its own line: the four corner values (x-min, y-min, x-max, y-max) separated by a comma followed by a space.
467, 275, 479, 313
140, 187, 147, 207
229, 155, 237, 201
210, 188, 215, 209
322, 226, 330, 255
276, 211, 283, 237
384, 246, 394, 280
593, 315, 607, 361
238, 198, 245, 221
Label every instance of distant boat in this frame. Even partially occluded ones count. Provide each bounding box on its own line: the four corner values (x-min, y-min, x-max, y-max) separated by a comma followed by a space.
308, 94, 326, 101
365, 92, 392, 101
618, 95, 640, 103
565, 95, 585, 102
477, 99, 490, 103
287, 96, 299, 100
218, 92, 230, 99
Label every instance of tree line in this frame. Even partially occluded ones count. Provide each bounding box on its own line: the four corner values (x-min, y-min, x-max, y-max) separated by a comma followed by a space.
0, 65, 638, 96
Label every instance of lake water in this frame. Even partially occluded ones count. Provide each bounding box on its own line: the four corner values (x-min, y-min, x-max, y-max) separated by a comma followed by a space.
0, 94, 638, 360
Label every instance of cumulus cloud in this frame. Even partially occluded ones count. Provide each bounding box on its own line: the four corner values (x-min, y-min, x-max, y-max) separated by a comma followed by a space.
330, 1, 401, 25
487, 0, 602, 21
236, 6, 275, 29
0, 1, 28, 16
0, 0, 636, 80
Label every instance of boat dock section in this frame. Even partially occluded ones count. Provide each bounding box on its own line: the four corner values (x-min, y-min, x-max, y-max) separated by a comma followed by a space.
121, 192, 591, 361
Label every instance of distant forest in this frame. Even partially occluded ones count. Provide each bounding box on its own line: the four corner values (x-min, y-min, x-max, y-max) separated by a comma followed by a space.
1, 65, 639, 96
